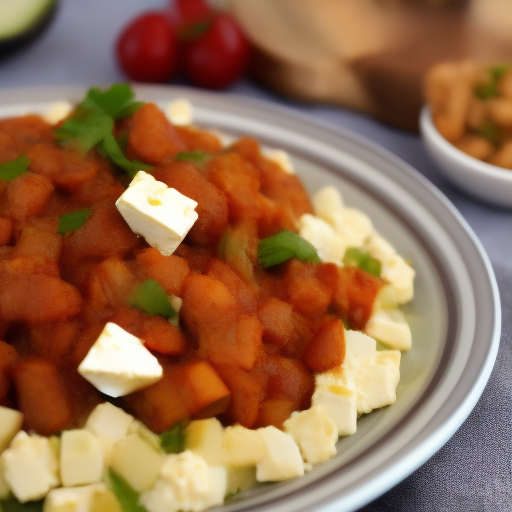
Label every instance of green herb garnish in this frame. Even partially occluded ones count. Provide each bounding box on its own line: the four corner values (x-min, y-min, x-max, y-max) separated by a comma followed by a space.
0, 154, 30, 181
475, 64, 511, 99
105, 469, 148, 512
175, 150, 211, 166
0, 497, 43, 512
475, 121, 502, 145
224, 488, 242, 502
55, 84, 151, 177
160, 424, 186, 454
129, 279, 177, 321
258, 230, 321, 268
343, 247, 382, 277
58, 208, 91, 234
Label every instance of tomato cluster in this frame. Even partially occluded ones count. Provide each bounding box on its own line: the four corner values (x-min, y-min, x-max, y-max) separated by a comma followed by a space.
116, 0, 249, 89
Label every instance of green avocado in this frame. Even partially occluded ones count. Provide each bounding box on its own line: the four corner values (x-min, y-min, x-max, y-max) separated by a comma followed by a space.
0, 0, 59, 58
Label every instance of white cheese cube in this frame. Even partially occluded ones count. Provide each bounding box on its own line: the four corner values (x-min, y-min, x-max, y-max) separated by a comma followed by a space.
225, 466, 257, 496
78, 322, 163, 398
164, 98, 194, 126
311, 186, 345, 226
110, 434, 164, 492
264, 149, 294, 174
185, 418, 225, 466
1, 431, 59, 503
315, 364, 350, 388
116, 171, 198, 257
364, 309, 412, 351
127, 420, 162, 452
43, 483, 121, 512
255, 426, 304, 482
0, 406, 23, 453
354, 350, 401, 415
365, 233, 396, 262
284, 406, 338, 465
298, 213, 346, 265
334, 207, 373, 248
223, 425, 263, 467
43, 101, 73, 125
344, 329, 377, 365
312, 383, 357, 436
139, 451, 226, 512
373, 284, 398, 311
60, 430, 104, 487
380, 254, 415, 304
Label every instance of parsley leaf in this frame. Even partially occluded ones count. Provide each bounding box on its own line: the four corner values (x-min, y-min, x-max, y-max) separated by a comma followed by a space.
55, 84, 150, 176
58, 208, 91, 234
0, 154, 30, 181
475, 64, 511, 99
160, 424, 186, 454
105, 469, 148, 512
0, 496, 44, 512
343, 247, 382, 277
258, 230, 321, 268
129, 280, 177, 321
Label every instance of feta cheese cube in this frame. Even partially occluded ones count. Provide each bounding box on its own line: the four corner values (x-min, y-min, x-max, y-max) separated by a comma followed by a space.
164, 98, 193, 126
127, 420, 162, 452
364, 309, 412, 351
380, 254, 415, 304
355, 351, 401, 414
110, 434, 164, 492
311, 186, 345, 226
365, 233, 396, 262
298, 213, 346, 264
1, 431, 59, 503
43, 483, 121, 512
78, 322, 163, 398
284, 406, 338, 465
60, 430, 104, 487
312, 383, 357, 436
334, 207, 373, 248
344, 329, 377, 365
85, 403, 134, 445
185, 418, 225, 466
116, 171, 198, 257
0, 406, 23, 453
139, 451, 226, 512
225, 466, 257, 496
223, 425, 263, 467
263, 149, 294, 174
43, 101, 73, 125
255, 426, 304, 482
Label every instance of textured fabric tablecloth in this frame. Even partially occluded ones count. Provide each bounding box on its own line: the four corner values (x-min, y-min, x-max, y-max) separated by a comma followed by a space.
0, 1, 510, 510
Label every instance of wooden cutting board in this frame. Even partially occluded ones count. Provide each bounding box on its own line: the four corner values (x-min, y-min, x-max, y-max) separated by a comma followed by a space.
228, 0, 512, 131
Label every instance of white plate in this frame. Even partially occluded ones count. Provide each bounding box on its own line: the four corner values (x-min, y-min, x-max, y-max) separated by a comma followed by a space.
0, 86, 501, 512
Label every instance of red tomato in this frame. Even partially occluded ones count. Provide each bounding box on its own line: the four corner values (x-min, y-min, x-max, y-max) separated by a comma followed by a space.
116, 12, 177, 83
169, 0, 213, 33
181, 13, 249, 89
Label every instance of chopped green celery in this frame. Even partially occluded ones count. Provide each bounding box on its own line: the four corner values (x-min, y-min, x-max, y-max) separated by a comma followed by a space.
159, 424, 186, 454
105, 469, 148, 512
258, 230, 321, 268
343, 247, 382, 277
128, 280, 177, 321
474, 64, 511, 99
0, 154, 30, 181
174, 150, 211, 165
224, 488, 242, 502
57, 208, 91, 234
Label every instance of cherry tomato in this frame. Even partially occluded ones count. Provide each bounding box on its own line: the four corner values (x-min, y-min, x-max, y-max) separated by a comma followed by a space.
181, 13, 249, 89
116, 12, 177, 83
169, 0, 213, 34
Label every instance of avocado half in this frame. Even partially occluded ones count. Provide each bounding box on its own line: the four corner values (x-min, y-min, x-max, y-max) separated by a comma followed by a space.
0, 0, 59, 58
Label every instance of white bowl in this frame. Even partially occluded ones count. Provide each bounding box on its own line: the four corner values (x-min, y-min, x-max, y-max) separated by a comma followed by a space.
420, 105, 512, 208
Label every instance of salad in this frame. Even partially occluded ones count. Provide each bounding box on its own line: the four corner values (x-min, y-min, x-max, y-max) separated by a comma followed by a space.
0, 85, 414, 512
